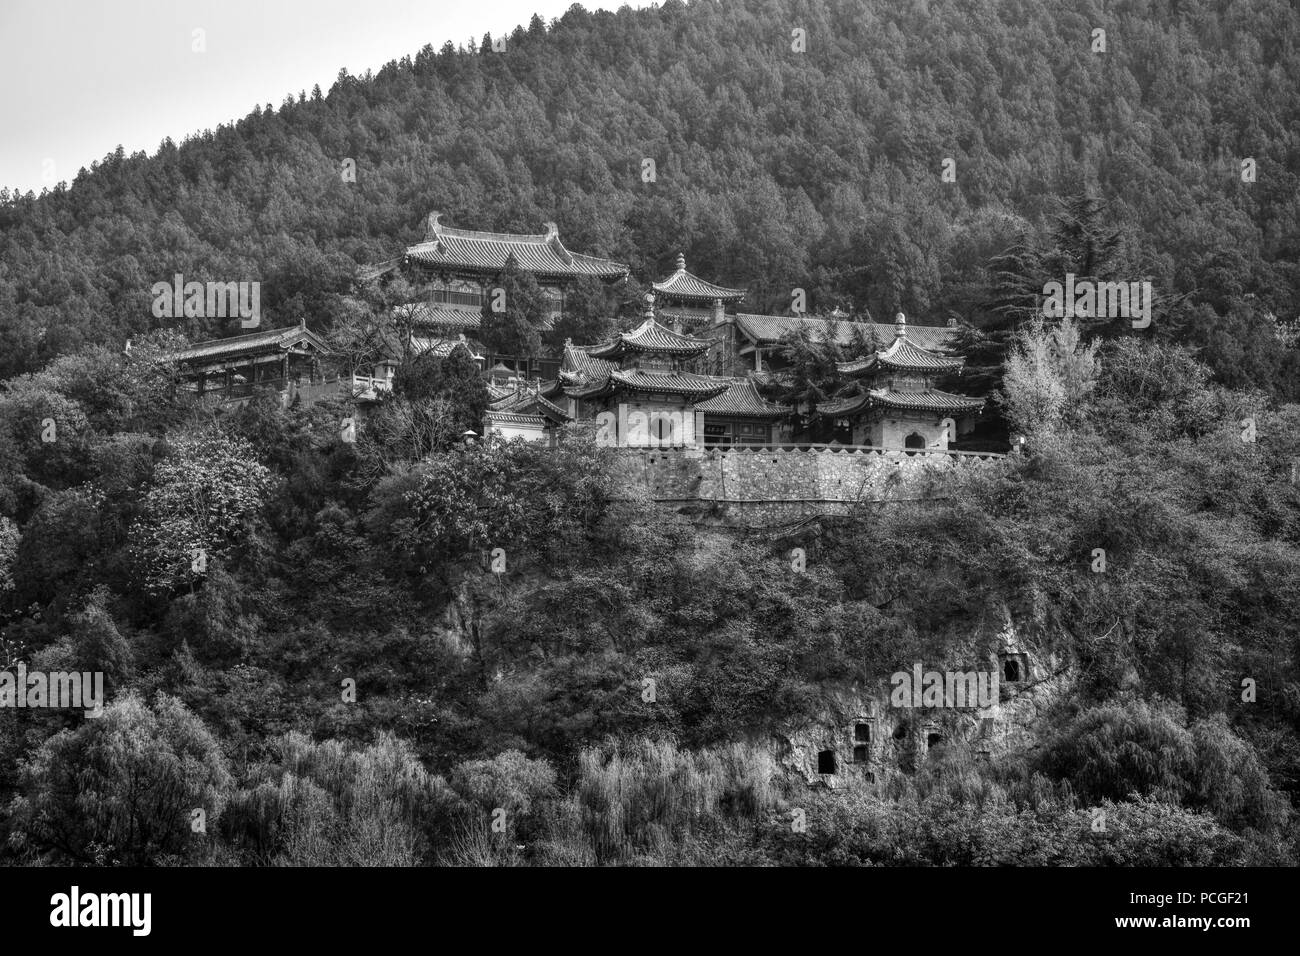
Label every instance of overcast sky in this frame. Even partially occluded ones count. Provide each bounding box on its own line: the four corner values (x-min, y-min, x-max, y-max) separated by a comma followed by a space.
0, 0, 649, 195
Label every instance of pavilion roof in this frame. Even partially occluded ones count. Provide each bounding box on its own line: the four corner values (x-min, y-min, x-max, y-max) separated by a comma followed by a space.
837, 335, 965, 375
652, 253, 746, 303
165, 325, 331, 365
403, 212, 628, 279
587, 317, 712, 359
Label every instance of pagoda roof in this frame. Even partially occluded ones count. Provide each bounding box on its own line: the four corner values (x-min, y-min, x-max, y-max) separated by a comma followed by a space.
165, 325, 331, 365
652, 254, 746, 303
837, 335, 964, 375
694, 378, 789, 418
735, 313, 952, 351
403, 212, 629, 279
587, 317, 712, 359
822, 388, 985, 416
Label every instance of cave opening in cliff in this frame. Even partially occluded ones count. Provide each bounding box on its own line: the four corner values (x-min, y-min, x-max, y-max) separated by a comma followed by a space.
817, 750, 837, 773
853, 745, 868, 763
854, 722, 870, 742
1003, 658, 1022, 682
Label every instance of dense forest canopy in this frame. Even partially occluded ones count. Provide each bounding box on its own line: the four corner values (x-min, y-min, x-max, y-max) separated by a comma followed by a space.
1, 0, 1297, 398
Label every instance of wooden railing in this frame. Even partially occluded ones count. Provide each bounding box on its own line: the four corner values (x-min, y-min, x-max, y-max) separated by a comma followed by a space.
429, 290, 484, 309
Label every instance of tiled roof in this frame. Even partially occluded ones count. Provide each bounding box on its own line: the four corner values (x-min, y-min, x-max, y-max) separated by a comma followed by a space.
409, 335, 485, 361
404, 214, 628, 279
558, 344, 617, 383
818, 391, 871, 416
823, 389, 984, 415
489, 385, 571, 422
566, 368, 729, 400
406, 302, 482, 330
869, 389, 984, 413
588, 317, 712, 358
694, 378, 789, 418
538, 377, 567, 400
165, 326, 331, 364
653, 255, 746, 303
838, 336, 965, 374
485, 410, 549, 428
608, 370, 729, 398
735, 314, 952, 351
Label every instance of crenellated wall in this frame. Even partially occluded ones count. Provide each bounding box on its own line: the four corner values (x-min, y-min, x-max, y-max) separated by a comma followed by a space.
613, 446, 1007, 524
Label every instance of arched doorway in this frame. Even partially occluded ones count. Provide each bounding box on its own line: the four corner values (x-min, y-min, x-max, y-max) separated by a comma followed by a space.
904, 432, 926, 455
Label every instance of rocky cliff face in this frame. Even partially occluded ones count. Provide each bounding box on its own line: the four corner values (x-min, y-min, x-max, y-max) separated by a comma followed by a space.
772, 616, 1074, 789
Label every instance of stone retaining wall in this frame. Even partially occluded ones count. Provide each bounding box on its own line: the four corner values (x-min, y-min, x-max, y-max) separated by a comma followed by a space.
613, 446, 1006, 524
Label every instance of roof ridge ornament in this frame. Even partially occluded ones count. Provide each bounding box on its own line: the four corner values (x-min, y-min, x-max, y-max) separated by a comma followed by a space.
676, 252, 686, 272
895, 312, 907, 338
425, 211, 442, 241
543, 221, 575, 264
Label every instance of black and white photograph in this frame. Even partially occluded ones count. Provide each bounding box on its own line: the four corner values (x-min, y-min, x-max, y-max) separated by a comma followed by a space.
0, 0, 1293, 936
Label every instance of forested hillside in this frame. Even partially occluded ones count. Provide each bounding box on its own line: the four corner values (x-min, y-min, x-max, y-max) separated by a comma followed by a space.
2, 0, 1298, 396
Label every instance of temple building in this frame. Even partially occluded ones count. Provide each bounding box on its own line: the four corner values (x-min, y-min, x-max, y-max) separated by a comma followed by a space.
652, 252, 746, 331
694, 377, 789, 446
162, 225, 987, 454
550, 303, 724, 448
820, 313, 984, 450
544, 294, 792, 448
483, 382, 572, 444
363, 212, 629, 378
164, 323, 337, 406
730, 313, 954, 373
651, 252, 747, 376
